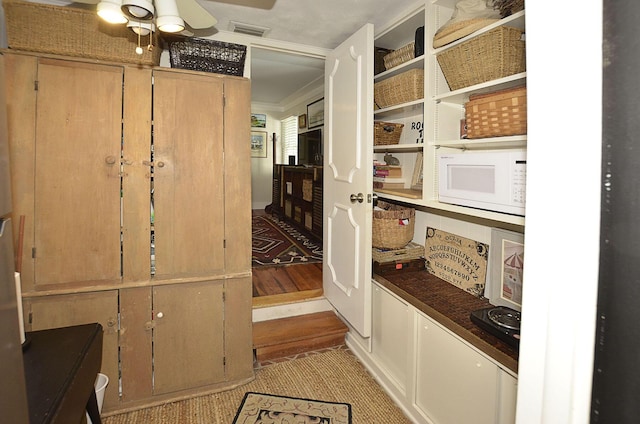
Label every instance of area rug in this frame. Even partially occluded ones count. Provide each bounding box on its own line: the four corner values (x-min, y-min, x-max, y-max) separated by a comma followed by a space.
232, 392, 352, 424
252, 215, 322, 267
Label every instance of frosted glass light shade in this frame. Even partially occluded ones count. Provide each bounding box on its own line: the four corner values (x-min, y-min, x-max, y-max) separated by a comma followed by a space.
97, 0, 128, 24
127, 21, 155, 35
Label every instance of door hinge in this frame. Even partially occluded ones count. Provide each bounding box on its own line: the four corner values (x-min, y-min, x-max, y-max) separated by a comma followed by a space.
223, 356, 226, 366
223, 239, 226, 248
28, 311, 33, 325
223, 96, 226, 107
32, 247, 36, 258
34, 80, 39, 91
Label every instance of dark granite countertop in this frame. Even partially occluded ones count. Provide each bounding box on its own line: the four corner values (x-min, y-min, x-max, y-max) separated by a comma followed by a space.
373, 269, 519, 374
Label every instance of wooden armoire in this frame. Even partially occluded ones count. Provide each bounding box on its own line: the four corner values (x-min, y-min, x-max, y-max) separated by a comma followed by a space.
2, 50, 254, 413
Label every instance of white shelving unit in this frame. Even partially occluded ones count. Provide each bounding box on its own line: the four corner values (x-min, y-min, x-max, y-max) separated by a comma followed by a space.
373, 1, 527, 226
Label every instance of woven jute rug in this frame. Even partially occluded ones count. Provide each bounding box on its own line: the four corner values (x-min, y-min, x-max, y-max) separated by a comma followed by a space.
232, 392, 351, 423
102, 347, 411, 423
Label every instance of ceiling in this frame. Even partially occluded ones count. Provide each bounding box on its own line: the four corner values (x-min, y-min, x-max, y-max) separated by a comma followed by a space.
202, 0, 420, 109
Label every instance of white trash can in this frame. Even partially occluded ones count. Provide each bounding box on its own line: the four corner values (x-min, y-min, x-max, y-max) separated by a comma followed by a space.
86, 373, 109, 424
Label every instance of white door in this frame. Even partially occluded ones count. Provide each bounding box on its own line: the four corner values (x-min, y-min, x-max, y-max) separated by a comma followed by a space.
323, 24, 374, 338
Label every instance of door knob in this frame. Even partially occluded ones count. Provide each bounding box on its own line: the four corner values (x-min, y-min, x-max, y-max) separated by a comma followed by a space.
350, 193, 364, 203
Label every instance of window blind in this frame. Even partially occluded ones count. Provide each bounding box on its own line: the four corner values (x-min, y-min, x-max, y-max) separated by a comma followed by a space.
281, 116, 298, 164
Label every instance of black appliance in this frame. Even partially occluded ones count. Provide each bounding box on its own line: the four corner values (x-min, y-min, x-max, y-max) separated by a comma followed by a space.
470, 306, 521, 349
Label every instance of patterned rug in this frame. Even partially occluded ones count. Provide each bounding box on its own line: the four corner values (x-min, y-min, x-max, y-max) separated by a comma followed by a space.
232, 392, 352, 424
252, 215, 323, 267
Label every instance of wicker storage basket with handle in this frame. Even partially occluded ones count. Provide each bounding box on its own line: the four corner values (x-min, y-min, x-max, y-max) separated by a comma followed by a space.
465, 85, 527, 138
372, 201, 415, 249
374, 122, 404, 146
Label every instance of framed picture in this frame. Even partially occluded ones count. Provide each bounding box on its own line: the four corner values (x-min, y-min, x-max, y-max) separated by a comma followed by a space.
411, 152, 423, 191
251, 113, 266, 128
487, 228, 525, 311
307, 98, 324, 128
251, 131, 268, 158
298, 114, 307, 129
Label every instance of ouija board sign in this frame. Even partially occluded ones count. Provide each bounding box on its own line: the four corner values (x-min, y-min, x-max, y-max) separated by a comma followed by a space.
425, 227, 489, 297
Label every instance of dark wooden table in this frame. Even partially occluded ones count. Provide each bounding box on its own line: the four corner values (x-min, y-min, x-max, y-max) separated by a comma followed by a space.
23, 323, 104, 424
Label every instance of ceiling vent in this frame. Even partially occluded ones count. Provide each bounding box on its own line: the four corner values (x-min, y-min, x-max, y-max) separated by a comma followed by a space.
230, 21, 271, 37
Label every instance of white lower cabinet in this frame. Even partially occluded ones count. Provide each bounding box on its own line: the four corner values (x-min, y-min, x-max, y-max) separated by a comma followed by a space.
372, 283, 412, 394
416, 312, 503, 424
359, 281, 517, 424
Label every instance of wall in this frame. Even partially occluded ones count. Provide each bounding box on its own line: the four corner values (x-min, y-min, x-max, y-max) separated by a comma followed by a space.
250, 113, 278, 210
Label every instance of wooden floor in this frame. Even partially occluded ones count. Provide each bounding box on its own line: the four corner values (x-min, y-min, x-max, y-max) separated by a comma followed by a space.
252, 209, 323, 308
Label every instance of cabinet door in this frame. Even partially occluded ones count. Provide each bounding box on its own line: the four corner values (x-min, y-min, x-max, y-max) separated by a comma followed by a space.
415, 313, 498, 424
27, 291, 120, 410
372, 283, 411, 394
152, 281, 225, 395
33, 59, 123, 287
152, 70, 225, 279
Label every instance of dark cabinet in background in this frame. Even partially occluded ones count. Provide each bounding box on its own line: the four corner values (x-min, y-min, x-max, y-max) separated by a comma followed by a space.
273, 165, 323, 241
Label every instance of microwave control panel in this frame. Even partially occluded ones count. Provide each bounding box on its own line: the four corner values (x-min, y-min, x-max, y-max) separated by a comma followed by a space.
512, 161, 527, 206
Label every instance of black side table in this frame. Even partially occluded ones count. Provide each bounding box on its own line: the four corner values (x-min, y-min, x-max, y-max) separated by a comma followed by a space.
23, 323, 104, 424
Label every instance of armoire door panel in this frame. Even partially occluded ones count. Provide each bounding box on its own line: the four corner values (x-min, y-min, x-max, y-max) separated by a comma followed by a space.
152, 71, 225, 278
27, 290, 120, 410
152, 281, 225, 395
33, 59, 123, 287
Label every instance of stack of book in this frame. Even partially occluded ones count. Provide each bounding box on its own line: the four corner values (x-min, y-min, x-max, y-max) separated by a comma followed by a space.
373, 162, 405, 189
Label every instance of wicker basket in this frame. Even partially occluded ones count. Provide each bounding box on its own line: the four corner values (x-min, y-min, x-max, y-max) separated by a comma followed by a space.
374, 68, 424, 109
465, 85, 527, 138
372, 201, 415, 249
372, 241, 424, 263
168, 38, 247, 76
3, 0, 161, 66
383, 42, 416, 70
436, 26, 525, 91
374, 122, 404, 146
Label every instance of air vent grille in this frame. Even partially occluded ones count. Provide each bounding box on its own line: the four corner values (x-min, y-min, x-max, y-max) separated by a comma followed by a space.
230, 21, 270, 37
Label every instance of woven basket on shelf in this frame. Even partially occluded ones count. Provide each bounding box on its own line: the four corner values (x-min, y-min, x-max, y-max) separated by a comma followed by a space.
168, 38, 247, 76
465, 85, 527, 139
3, 0, 161, 65
374, 68, 424, 109
372, 201, 415, 249
383, 42, 416, 70
372, 241, 424, 263
374, 122, 404, 146
436, 26, 525, 91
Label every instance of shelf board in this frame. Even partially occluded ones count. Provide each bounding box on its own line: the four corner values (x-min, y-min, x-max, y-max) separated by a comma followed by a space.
375, 56, 424, 81
431, 135, 527, 150
374, 99, 424, 119
433, 73, 527, 104
375, 188, 422, 200
421, 199, 525, 226
374, 143, 424, 153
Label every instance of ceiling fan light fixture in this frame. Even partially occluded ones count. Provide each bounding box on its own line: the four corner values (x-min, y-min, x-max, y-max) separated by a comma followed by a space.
127, 21, 156, 36
121, 0, 154, 21
156, 15, 185, 33
97, 0, 128, 24
155, 0, 184, 32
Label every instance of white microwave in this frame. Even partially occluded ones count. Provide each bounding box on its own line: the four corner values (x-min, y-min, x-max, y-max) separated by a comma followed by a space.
438, 150, 526, 216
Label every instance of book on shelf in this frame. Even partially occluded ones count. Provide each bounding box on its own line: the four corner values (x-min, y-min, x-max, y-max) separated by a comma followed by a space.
373, 165, 402, 178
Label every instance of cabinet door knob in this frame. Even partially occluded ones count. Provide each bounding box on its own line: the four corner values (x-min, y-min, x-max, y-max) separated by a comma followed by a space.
105, 155, 117, 165
156, 161, 165, 168
156, 312, 164, 318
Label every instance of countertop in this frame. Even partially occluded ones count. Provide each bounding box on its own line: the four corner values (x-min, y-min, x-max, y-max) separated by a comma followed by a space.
373, 269, 519, 374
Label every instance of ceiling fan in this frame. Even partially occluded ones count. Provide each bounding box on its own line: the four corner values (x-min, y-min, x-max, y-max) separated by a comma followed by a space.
74, 0, 217, 38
